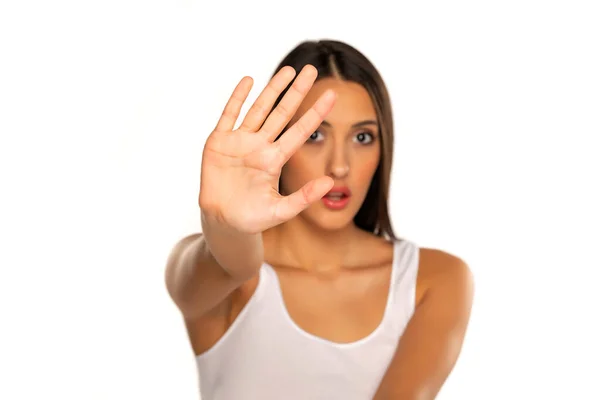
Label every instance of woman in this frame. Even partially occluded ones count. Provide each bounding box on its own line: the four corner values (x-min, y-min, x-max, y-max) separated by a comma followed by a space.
165, 40, 474, 399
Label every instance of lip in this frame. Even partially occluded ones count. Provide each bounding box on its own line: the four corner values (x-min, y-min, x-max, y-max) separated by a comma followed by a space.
322, 186, 351, 210
325, 186, 352, 197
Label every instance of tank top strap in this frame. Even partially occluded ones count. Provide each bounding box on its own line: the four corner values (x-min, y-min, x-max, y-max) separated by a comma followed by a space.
257, 262, 290, 315
387, 238, 421, 332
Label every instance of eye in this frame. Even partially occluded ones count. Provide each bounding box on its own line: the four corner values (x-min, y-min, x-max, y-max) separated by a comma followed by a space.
353, 131, 375, 144
306, 130, 324, 143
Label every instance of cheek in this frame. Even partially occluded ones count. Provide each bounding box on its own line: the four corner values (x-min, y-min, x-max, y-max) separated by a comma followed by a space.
356, 167, 378, 195
354, 151, 380, 188
280, 152, 322, 189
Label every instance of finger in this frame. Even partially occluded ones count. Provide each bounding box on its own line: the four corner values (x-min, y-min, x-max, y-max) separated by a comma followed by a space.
260, 65, 318, 141
274, 89, 336, 164
238, 66, 296, 132
273, 176, 334, 222
215, 76, 253, 132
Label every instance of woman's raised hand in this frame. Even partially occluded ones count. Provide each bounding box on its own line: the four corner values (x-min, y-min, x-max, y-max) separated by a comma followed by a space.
199, 65, 336, 234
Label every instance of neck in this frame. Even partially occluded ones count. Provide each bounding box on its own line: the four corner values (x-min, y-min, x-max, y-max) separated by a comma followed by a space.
263, 217, 367, 273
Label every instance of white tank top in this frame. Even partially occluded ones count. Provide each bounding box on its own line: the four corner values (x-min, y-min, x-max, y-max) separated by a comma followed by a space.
195, 238, 420, 400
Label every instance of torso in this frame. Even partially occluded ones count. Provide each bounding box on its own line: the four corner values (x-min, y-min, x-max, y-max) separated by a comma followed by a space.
185, 232, 434, 356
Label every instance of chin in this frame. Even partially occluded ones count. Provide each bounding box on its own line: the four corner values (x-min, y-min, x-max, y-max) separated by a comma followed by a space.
303, 203, 358, 232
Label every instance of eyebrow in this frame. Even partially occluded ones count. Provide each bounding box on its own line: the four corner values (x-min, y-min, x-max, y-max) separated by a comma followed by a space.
321, 119, 378, 129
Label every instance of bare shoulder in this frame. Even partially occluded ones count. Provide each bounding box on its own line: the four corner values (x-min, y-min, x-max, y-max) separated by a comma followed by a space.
418, 247, 472, 281
166, 232, 203, 263
371, 248, 474, 399
416, 247, 474, 308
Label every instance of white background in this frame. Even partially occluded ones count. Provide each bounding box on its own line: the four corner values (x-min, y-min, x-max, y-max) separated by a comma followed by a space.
1, 0, 599, 399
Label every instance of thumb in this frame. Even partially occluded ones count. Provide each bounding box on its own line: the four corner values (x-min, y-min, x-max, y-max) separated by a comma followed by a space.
273, 176, 334, 222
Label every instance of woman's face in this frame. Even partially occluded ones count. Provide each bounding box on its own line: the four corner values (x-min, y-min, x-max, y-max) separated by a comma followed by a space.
280, 77, 381, 231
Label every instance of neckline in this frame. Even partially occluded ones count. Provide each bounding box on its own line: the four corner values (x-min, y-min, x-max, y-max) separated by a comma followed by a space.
262, 239, 400, 348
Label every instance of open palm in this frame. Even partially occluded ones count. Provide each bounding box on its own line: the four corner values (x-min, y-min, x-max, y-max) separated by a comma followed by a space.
199, 65, 336, 234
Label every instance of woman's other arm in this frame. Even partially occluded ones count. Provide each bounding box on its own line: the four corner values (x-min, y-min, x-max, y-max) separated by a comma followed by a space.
373, 249, 475, 399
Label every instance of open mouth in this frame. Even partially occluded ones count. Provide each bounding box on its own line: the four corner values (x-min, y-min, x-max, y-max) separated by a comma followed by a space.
325, 193, 348, 201
322, 187, 351, 210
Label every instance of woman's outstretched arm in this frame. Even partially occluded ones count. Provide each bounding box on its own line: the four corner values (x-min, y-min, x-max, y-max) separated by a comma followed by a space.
165, 66, 337, 320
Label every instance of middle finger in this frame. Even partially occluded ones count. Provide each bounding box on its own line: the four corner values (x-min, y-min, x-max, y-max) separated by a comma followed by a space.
260, 64, 319, 141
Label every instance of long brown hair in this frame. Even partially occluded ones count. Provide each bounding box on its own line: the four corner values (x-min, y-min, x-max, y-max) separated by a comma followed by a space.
270, 39, 397, 240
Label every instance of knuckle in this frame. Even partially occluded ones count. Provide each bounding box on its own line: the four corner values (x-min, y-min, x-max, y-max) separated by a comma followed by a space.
266, 81, 281, 96
251, 101, 270, 116
289, 81, 308, 96
295, 117, 310, 134
221, 108, 237, 121
274, 102, 291, 119
300, 184, 311, 205
311, 104, 326, 119
271, 142, 286, 168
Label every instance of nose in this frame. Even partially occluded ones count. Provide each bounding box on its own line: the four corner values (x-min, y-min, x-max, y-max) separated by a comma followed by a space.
327, 146, 350, 179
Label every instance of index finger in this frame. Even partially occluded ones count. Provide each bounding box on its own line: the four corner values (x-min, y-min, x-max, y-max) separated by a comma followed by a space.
275, 89, 336, 164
